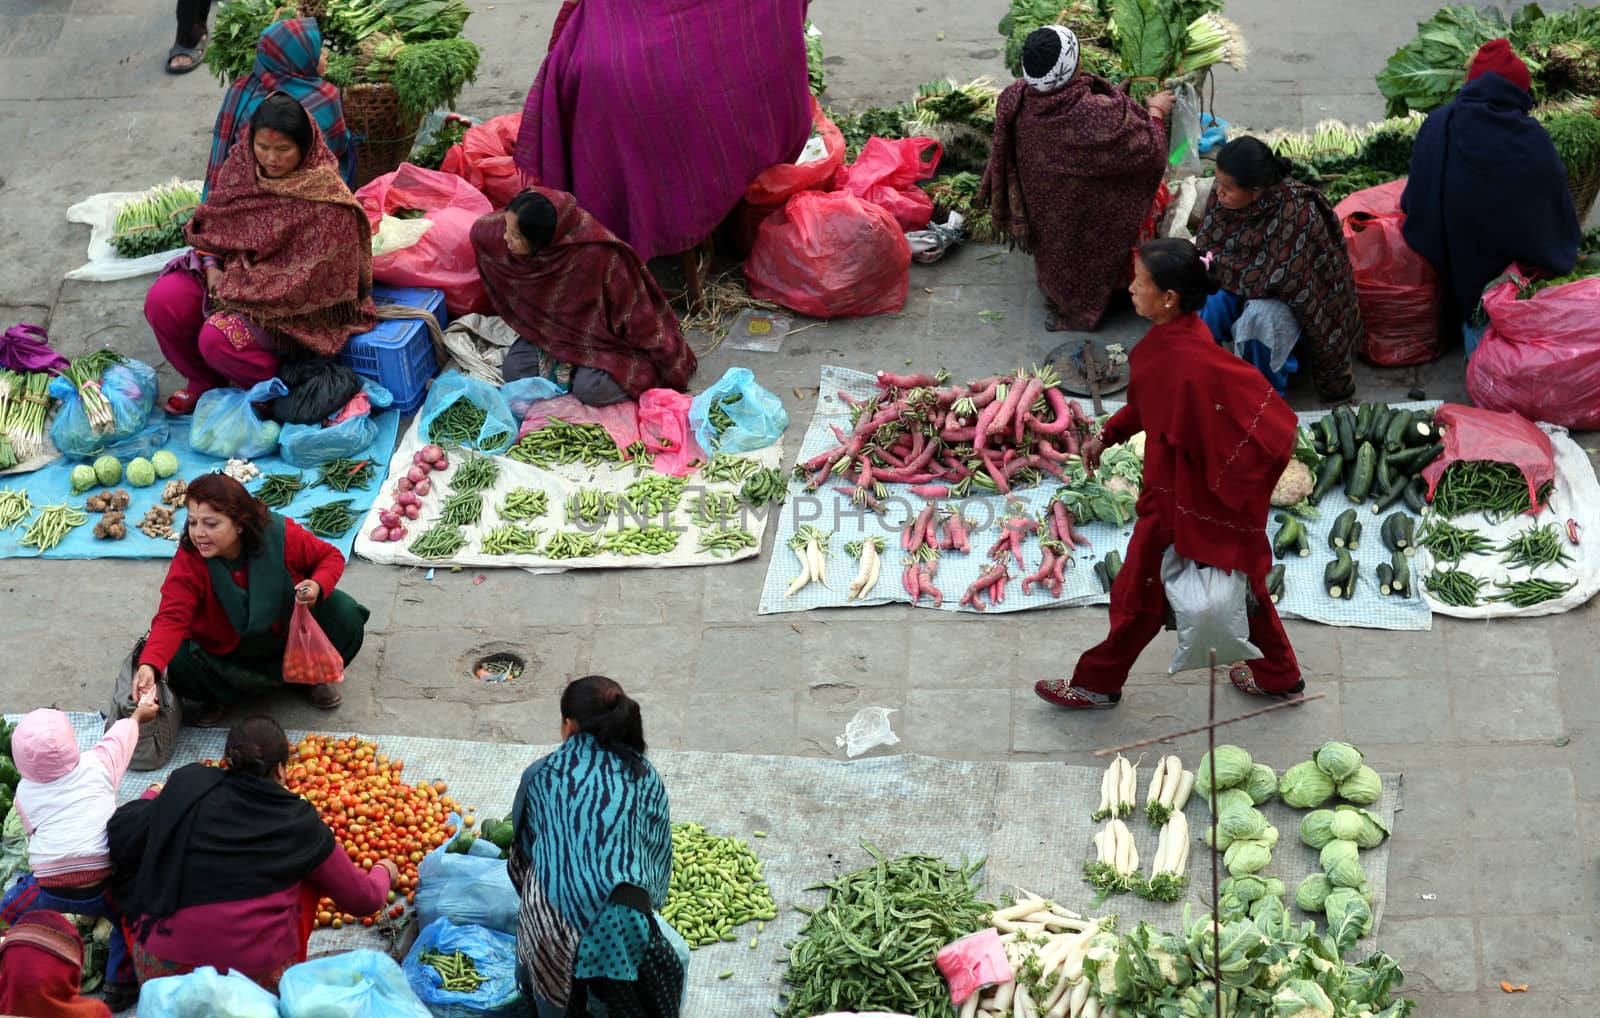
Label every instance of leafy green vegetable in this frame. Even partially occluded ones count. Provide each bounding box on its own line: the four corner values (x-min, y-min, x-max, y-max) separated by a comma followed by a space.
204, 0, 294, 85
804, 21, 826, 96
1313, 740, 1364, 782
1193, 744, 1253, 798
389, 37, 480, 114
1376, 5, 1507, 116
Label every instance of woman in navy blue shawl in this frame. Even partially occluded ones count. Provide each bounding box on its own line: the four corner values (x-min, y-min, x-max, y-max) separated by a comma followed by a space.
1401, 39, 1580, 333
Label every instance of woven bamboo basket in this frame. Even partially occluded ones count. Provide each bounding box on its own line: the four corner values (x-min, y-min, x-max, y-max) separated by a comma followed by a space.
342, 83, 423, 188
1569, 160, 1600, 221
296, 0, 325, 17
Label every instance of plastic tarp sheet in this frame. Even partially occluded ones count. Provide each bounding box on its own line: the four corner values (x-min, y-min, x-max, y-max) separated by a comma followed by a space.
0, 413, 399, 560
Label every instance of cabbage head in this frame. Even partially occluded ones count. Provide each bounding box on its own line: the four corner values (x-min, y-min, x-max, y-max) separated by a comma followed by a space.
1295, 872, 1332, 912
1219, 802, 1269, 842
1263, 877, 1286, 899
1271, 977, 1335, 1018
1320, 837, 1359, 873
1338, 765, 1382, 805
1224, 838, 1273, 876
1195, 745, 1254, 797
1214, 788, 1255, 816
1221, 874, 1270, 904
1324, 845, 1367, 889
1299, 810, 1336, 849
1338, 806, 1389, 849
1313, 740, 1364, 782
1329, 809, 1366, 842
1279, 761, 1335, 808
1245, 763, 1279, 805
1324, 887, 1374, 950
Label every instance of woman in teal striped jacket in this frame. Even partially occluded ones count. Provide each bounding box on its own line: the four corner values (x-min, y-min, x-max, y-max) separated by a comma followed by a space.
508, 675, 685, 1016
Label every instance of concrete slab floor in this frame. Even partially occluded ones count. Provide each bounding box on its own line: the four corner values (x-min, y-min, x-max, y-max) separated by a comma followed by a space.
3, 0, 1598, 1012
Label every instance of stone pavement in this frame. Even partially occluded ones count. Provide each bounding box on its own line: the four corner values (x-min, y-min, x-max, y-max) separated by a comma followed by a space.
2, 0, 1598, 1013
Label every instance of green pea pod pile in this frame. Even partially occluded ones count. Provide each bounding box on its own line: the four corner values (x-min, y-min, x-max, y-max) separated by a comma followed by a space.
600, 525, 679, 556
418, 948, 485, 993
480, 524, 542, 556
739, 468, 788, 508
698, 527, 757, 557
498, 487, 548, 522
544, 531, 601, 559
690, 492, 742, 529
622, 475, 687, 517
507, 421, 624, 468
662, 822, 777, 950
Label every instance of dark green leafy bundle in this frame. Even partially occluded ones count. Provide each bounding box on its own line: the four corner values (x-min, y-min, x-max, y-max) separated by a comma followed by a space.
833, 104, 913, 161
804, 20, 825, 96
922, 171, 999, 242
205, 0, 295, 84
390, 37, 481, 115
410, 114, 472, 170
1517, 227, 1600, 297
324, 0, 471, 47
1358, 124, 1421, 177
1376, 5, 1508, 117
1539, 109, 1600, 180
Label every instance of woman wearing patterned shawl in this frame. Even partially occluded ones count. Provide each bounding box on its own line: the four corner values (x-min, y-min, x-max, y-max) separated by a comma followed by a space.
204, 18, 354, 198
472, 189, 697, 406
508, 676, 686, 1017
1196, 137, 1364, 402
981, 26, 1173, 332
144, 94, 375, 415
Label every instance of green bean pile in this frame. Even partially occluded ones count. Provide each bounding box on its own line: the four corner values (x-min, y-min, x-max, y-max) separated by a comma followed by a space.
691, 492, 742, 529
1418, 519, 1493, 561
497, 487, 548, 522
0, 487, 30, 530
1431, 461, 1555, 522
1498, 523, 1574, 571
20, 504, 87, 552
507, 420, 623, 468
418, 949, 484, 993
779, 843, 994, 1018
706, 393, 743, 437
409, 524, 468, 560
313, 458, 375, 492
565, 488, 618, 526
702, 453, 759, 484
304, 500, 357, 538
601, 525, 680, 556
449, 454, 500, 494
662, 822, 778, 950
427, 399, 488, 446
622, 475, 686, 517
254, 473, 306, 510
1425, 567, 1486, 607
480, 524, 543, 556
621, 440, 656, 476
543, 531, 601, 559
1489, 577, 1576, 607
739, 468, 788, 507
438, 490, 484, 527
698, 528, 757, 557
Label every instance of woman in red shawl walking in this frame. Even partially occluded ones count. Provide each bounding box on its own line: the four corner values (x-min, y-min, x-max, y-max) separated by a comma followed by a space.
471, 188, 697, 406
981, 26, 1173, 332
144, 94, 376, 414
1037, 239, 1304, 710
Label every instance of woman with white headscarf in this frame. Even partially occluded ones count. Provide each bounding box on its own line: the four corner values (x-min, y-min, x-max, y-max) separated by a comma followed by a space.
980, 26, 1174, 331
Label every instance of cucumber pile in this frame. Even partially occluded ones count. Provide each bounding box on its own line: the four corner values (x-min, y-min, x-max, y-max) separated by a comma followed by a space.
1309, 402, 1443, 515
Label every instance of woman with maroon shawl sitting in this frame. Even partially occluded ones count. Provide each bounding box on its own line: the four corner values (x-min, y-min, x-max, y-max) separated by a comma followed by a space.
1036, 239, 1304, 711
144, 94, 376, 415
1196, 137, 1364, 402
981, 26, 1173, 332
0, 911, 111, 1018
471, 189, 697, 406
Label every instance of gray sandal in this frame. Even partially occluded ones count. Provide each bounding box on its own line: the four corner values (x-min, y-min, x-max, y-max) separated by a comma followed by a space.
165, 37, 207, 75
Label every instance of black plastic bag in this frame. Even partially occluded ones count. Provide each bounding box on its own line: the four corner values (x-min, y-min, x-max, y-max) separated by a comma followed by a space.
269, 356, 365, 425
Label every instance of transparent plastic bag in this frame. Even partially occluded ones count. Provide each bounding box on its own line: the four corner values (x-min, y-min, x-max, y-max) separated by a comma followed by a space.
282, 602, 345, 685
48, 358, 160, 459
278, 951, 432, 1018
137, 966, 281, 1018
1161, 548, 1260, 673
403, 918, 523, 1018
418, 369, 517, 454
501, 375, 566, 419
190, 377, 287, 459
278, 381, 391, 466
836, 706, 899, 758
1168, 83, 1204, 176
688, 367, 788, 455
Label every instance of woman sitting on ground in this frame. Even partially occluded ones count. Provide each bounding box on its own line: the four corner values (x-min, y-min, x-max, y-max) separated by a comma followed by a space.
508, 675, 687, 1017
107, 716, 395, 990
471, 188, 698, 406
1195, 137, 1364, 402
0, 911, 111, 1018
144, 93, 375, 414
131, 473, 369, 722
980, 26, 1173, 332
204, 18, 355, 197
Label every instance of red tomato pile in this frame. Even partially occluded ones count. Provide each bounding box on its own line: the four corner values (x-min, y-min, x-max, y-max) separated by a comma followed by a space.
285, 735, 465, 930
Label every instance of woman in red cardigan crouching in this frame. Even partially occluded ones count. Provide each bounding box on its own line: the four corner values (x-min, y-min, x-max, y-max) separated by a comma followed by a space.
130, 472, 368, 723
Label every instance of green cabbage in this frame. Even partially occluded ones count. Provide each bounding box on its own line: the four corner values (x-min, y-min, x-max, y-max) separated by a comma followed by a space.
1299, 810, 1337, 849
1324, 887, 1374, 950
1329, 809, 1366, 842
70, 464, 98, 495
1219, 803, 1269, 842
1271, 977, 1335, 1018
1295, 872, 1332, 912
1279, 761, 1335, 808
1313, 741, 1364, 782
1194, 745, 1253, 798
1320, 838, 1359, 872
1221, 874, 1270, 904
1323, 845, 1367, 889
126, 456, 157, 488
1339, 806, 1390, 849
1337, 765, 1382, 805
1224, 838, 1272, 876
93, 455, 122, 487
152, 449, 180, 478
1244, 763, 1279, 805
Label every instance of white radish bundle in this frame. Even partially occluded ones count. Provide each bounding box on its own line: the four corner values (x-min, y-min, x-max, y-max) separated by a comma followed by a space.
1143, 810, 1191, 902
1145, 754, 1193, 826
965, 898, 1114, 1018
845, 536, 883, 602
783, 526, 832, 597
1090, 755, 1137, 822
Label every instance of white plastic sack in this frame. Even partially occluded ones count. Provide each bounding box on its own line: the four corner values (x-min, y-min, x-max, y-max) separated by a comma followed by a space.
1159, 176, 1215, 242
440, 313, 522, 384
65, 182, 202, 281
837, 706, 899, 758
1161, 548, 1260, 673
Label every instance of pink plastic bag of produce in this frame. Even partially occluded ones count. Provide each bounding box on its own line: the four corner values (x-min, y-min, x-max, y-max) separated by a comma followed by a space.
517, 394, 641, 455
1467, 267, 1600, 429
935, 928, 1011, 1005
1421, 403, 1556, 510
356, 164, 493, 316
440, 114, 525, 209
835, 136, 942, 231
745, 190, 911, 319
637, 389, 705, 477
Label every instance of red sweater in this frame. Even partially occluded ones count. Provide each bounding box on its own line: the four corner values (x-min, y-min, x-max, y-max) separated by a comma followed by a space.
141, 518, 346, 674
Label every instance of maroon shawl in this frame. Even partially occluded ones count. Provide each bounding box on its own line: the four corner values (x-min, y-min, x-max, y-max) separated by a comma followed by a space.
1197, 179, 1364, 402
0, 912, 111, 1018
470, 190, 697, 396
185, 121, 375, 357
980, 74, 1168, 331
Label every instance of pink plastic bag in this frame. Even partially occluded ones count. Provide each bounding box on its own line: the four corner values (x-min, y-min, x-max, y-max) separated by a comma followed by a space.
1467, 267, 1600, 429
518, 394, 642, 454
744, 97, 846, 208
638, 389, 705, 477
836, 137, 943, 231
440, 114, 526, 209
282, 602, 344, 686
745, 190, 912, 319
935, 928, 1012, 1005
1336, 180, 1444, 368
356, 163, 493, 316
1421, 403, 1556, 511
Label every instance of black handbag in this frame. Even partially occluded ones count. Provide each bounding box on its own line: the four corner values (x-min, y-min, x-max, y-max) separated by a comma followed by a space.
564, 884, 684, 1018
107, 632, 183, 771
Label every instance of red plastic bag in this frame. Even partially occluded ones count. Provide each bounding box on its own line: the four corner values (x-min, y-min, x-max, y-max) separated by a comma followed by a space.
356, 163, 494, 316
282, 602, 345, 685
1335, 181, 1443, 367
745, 191, 912, 319
440, 114, 525, 209
1467, 267, 1600, 429
835, 137, 942, 231
517, 394, 642, 454
1421, 402, 1556, 510
745, 97, 845, 208
638, 389, 705, 477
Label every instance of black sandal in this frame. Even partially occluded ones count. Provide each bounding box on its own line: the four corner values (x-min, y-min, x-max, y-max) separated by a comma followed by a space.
165, 37, 207, 75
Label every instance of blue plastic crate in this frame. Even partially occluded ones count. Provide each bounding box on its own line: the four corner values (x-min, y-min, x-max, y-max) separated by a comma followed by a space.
370, 284, 448, 330
341, 285, 447, 415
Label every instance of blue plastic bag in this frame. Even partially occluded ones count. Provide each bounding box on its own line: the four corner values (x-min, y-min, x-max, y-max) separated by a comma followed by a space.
689, 367, 788, 454
403, 918, 523, 1018
418, 370, 517, 454
277, 380, 394, 466
96, 418, 171, 461
278, 950, 432, 1018
48, 358, 161, 459
138, 966, 281, 1018
415, 816, 518, 935
501, 375, 565, 421
190, 377, 288, 459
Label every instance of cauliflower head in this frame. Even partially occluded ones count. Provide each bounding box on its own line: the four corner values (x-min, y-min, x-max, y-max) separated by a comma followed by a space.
1270, 459, 1314, 507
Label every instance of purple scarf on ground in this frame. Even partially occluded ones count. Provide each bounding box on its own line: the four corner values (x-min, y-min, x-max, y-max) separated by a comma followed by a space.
513, 0, 813, 263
